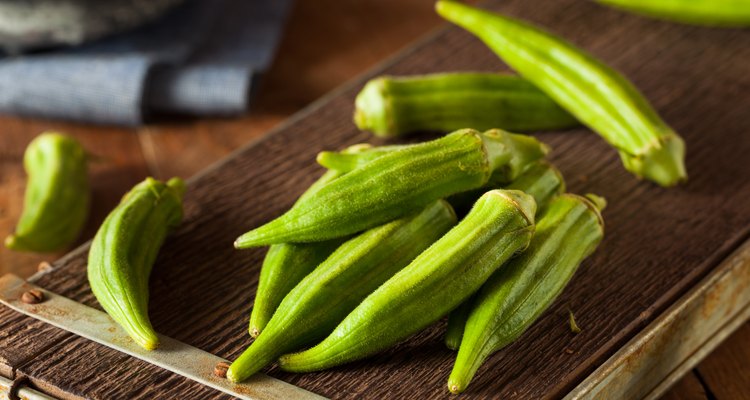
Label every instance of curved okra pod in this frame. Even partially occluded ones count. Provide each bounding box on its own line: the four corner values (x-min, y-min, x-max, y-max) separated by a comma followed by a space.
596, 0, 750, 27
436, 1, 687, 187
6, 132, 89, 252
448, 194, 605, 394
277, 190, 536, 373
235, 129, 547, 247
88, 177, 185, 350
354, 72, 579, 137
444, 161, 565, 349
227, 200, 456, 382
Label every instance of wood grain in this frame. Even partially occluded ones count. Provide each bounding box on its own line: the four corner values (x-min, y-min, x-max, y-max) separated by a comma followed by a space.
696, 322, 750, 400
1, 0, 749, 398
660, 372, 708, 400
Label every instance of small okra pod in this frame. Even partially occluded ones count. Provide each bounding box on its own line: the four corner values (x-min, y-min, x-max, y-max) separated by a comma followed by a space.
235, 129, 547, 247
447, 194, 605, 394
277, 190, 536, 373
596, 0, 750, 27
88, 177, 185, 350
227, 200, 456, 382
6, 132, 89, 252
436, 1, 687, 187
354, 72, 579, 137
444, 161, 565, 349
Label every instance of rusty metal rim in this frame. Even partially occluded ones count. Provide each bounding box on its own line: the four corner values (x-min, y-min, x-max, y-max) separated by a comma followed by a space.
0, 274, 326, 400
564, 239, 750, 399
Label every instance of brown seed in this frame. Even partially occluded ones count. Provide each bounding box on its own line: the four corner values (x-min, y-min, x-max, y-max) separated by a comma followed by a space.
21, 289, 44, 304
214, 362, 230, 378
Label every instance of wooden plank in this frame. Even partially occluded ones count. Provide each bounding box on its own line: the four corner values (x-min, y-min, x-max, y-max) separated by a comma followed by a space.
696, 322, 750, 400
2, 0, 750, 398
658, 372, 708, 400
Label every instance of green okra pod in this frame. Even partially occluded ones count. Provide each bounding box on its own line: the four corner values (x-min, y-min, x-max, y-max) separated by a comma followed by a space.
354, 72, 579, 137
227, 200, 456, 382
596, 0, 750, 27
6, 132, 89, 252
235, 129, 546, 247
447, 193, 605, 394
277, 189, 536, 373
88, 177, 185, 350
436, 1, 687, 187
444, 161, 565, 349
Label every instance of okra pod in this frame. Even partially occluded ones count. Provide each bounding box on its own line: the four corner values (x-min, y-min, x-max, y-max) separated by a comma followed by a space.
436, 1, 687, 187
277, 189, 536, 373
235, 129, 546, 247
88, 177, 185, 350
5, 132, 89, 252
444, 161, 565, 349
597, 0, 750, 27
447, 194, 605, 394
227, 200, 456, 382
354, 72, 579, 137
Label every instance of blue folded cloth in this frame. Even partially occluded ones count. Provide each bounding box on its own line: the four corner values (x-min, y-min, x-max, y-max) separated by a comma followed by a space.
0, 0, 293, 125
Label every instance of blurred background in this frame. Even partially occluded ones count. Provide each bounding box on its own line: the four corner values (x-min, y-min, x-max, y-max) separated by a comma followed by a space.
0, 1, 746, 398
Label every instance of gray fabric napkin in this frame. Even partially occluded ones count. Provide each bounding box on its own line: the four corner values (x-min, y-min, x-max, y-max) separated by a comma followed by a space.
0, 0, 293, 125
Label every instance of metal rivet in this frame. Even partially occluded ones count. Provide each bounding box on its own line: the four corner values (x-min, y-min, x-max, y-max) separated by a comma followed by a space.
21, 289, 44, 304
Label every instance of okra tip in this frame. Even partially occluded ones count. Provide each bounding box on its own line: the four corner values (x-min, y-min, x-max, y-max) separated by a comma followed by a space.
620, 134, 687, 187
447, 380, 464, 395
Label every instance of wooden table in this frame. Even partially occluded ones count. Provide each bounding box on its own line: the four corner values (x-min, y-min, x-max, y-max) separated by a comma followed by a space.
0, 0, 748, 398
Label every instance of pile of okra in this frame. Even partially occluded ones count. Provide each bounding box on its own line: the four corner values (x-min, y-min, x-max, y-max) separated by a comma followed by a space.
15, 0, 748, 394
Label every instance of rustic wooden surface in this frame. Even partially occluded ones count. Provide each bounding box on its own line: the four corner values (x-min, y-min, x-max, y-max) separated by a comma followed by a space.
1, 0, 749, 398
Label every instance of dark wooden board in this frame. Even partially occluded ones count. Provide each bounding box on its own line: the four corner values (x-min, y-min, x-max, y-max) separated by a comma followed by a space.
2, 0, 750, 398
